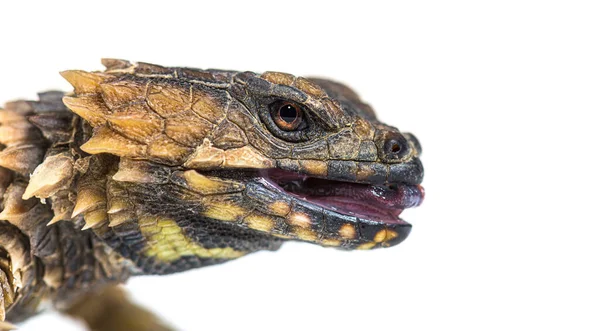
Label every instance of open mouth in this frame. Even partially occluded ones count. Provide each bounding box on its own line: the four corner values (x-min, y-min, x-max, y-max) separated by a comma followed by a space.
262, 169, 425, 225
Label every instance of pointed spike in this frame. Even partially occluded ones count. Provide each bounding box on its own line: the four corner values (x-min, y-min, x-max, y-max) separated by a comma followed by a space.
60, 70, 111, 94
112, 167, 152, 183
183, 139, 225, 170
28, 112, 72, 131
28, 112, 73, 143
47, 211, 68, 226
62, 95, 109, 127
82, 209, 108, 230
80, 126, 146, 158
0, 121, 41, 146
0, 210, 9, 222
0, 183, 36, 222
0, 144, 44, 176
107, 199, 130, 214
22, 153, 74, 200
112, 158, 169, 184
108, 211, 134, 227
72, 188, 105, 218
0, 109, 28, 124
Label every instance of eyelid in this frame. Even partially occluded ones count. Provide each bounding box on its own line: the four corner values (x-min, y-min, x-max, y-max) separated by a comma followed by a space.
260, 99, 312, 143
270, 85, 309, 104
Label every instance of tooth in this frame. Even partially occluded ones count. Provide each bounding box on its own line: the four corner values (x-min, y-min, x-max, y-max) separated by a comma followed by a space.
22, 153, 73, 200
0, 144, 44, 176
60, 70, 110, 94
72, 188, 105, 218
80, 127, 146, 158
62, 96, 110, 127
82, 209, 108, 230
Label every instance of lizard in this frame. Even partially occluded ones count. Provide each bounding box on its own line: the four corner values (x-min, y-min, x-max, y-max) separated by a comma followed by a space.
0, 59, 424, 331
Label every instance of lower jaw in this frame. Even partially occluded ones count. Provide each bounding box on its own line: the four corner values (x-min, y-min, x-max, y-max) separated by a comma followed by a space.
261, 171, 424, 226
296, 196, 407, 224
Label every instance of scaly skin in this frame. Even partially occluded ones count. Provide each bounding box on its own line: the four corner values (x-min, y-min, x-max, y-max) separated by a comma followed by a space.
0, 59, 424, 329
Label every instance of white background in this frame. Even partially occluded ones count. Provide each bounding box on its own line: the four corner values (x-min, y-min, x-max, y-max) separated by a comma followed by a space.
1, 1, 599, 330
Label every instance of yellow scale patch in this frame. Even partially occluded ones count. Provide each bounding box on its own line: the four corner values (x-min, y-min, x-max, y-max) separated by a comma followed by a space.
139, 217, 246, 262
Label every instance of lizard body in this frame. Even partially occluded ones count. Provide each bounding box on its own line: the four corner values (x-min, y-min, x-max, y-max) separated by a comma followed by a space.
0, 59, 424, 330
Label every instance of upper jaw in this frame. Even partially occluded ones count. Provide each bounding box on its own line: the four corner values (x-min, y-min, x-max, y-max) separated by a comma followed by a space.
275, 157, 424, 186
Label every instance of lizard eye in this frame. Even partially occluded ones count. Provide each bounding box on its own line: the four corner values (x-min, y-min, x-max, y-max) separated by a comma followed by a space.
270, 101, 305, 131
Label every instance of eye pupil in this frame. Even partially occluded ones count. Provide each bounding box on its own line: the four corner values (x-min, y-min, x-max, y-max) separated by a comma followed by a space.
279, 104, 298, 123
268, 100, 305, 133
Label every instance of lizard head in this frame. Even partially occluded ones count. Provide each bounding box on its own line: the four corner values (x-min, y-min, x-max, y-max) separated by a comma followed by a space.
35, 59, 423, 271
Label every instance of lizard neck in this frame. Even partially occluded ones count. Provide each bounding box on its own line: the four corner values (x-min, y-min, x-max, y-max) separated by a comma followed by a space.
0, 92, 129, 322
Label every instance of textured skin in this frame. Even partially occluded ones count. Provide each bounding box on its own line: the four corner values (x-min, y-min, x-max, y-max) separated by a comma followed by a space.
0, 59, 424, 328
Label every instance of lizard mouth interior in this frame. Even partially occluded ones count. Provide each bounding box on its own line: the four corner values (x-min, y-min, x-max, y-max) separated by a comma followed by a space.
263, 169, 424, 225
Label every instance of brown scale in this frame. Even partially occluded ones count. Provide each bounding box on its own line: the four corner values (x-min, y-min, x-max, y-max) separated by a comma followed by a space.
0, 59, 424, 330
0, 92, 129, 328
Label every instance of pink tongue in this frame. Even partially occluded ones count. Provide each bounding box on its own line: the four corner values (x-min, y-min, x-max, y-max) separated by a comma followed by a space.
264, 169, 425, 223
309, 196, 404, 221
302, 184, 424, 222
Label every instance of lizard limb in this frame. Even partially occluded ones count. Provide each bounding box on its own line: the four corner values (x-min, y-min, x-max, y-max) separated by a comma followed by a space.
64, 285, 174, 331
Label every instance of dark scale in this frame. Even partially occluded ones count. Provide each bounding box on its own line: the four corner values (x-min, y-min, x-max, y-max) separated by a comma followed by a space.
0, 59, 424, 330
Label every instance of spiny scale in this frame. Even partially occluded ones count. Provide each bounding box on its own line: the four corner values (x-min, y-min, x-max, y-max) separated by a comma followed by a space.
72, 187, 105, 218
22, 153, 74, 200
59, 70, 110, 95
0, 59, 424, 327
0, 145, 44, 176
81, 209, 108, 230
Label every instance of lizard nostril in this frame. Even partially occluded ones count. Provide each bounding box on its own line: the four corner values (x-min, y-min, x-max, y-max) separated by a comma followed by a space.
384, 138, 404, 155
381, 135, 409, 161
